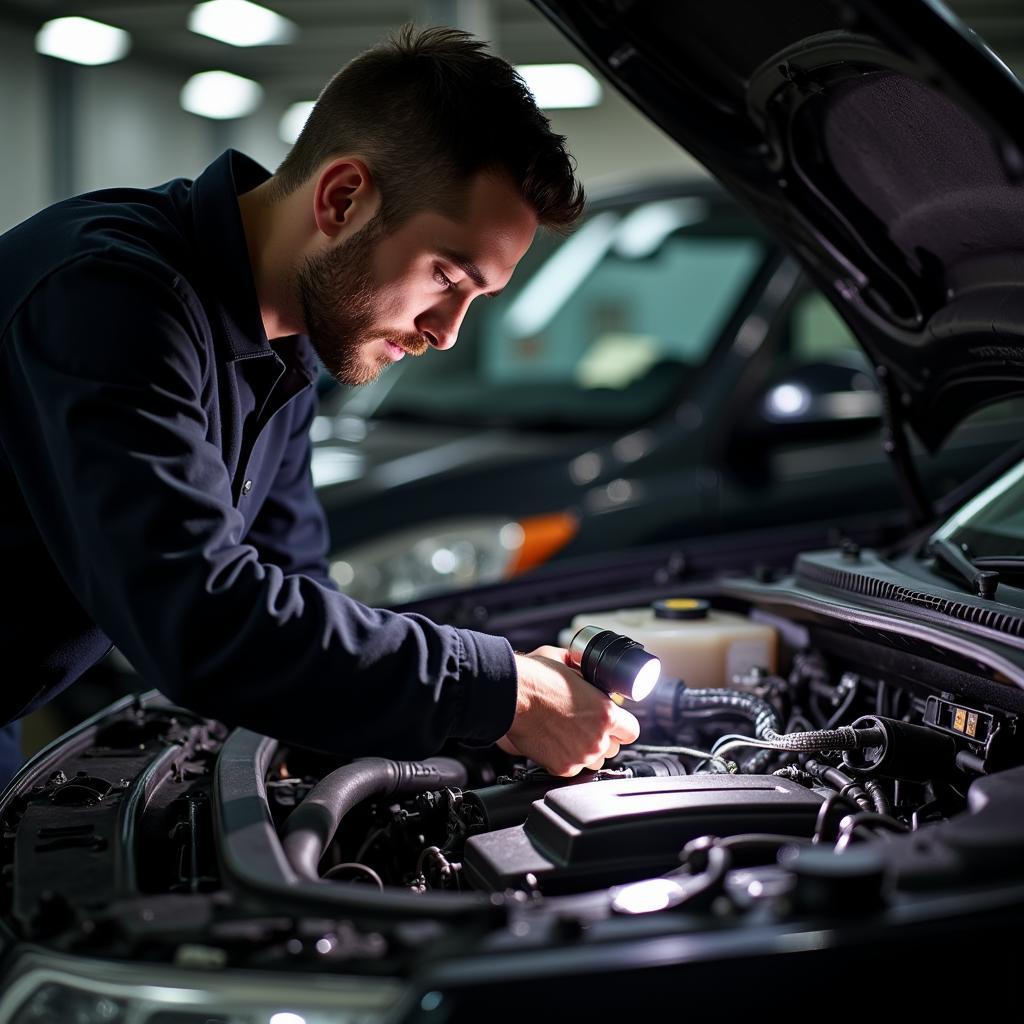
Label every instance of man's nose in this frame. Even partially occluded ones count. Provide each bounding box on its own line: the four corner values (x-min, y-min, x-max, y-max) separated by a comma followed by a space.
419, 296, 470, 351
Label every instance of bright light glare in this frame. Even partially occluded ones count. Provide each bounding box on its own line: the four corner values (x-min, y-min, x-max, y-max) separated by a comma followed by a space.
516, 63, 602, 109
329, 560, 355, 588
766, 382, 811, 418
279, 100, 314, 143
269, 1014, 306, 1024
611, 877, 685, 915
181, 70, 263, 120
430, 548, 458, 575
499, 522, 525, 551
631, 657, 661, 703
35, 17, 131, 66
189, 0, 297, 47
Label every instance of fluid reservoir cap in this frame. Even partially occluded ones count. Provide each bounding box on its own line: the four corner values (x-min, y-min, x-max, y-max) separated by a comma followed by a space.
652, 598, 710, 620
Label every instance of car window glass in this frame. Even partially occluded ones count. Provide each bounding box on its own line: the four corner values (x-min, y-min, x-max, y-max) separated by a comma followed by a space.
488, 204, 762, 388
790, 291, 862, 362
934, 453, 1024, 557
339, 198, 767, 429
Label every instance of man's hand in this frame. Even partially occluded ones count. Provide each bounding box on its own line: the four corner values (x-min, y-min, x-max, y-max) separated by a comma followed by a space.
498, 645, 641, 776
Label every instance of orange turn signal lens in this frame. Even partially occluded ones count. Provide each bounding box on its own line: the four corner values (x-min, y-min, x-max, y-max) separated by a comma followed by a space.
505, 510, 578, 577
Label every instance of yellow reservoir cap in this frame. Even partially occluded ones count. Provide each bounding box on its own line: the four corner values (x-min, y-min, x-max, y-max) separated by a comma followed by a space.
652, 598, 710, 620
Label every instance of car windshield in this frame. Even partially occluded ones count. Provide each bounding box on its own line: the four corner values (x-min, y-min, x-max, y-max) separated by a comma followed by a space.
932, 457, 1024, 559
333, 193, 769, 429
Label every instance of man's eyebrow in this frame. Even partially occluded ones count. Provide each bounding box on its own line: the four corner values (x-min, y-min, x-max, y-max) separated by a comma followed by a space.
438, 248, 503, 297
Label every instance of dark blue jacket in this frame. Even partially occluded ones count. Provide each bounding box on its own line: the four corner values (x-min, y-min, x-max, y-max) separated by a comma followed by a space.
0, 150, 517, 757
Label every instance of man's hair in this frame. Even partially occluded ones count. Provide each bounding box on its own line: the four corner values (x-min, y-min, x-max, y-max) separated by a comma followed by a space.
271, 24, 585, 232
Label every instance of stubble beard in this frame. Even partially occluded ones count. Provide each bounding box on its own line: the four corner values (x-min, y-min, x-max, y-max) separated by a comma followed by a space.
296, 214, 398, 387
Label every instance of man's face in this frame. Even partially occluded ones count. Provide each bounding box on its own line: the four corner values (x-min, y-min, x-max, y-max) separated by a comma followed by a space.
297, 171, 538, 386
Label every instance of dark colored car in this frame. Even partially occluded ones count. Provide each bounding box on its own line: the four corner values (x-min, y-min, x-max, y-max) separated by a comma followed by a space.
312, 173, 1024, 606
5, 1, 1024, 1019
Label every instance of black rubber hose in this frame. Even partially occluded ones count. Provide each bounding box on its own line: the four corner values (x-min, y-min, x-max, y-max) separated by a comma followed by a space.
864, 779, 893, 816
282, 757, 468, 881
679, 689, 781, 736
803, 758, 873, 812
679, 689, 782, 773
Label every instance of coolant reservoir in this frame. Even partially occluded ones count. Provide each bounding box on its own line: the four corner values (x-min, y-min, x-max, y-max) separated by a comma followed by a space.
558, 598, 776, 689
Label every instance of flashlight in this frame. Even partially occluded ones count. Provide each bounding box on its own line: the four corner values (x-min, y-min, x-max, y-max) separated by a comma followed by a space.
568, 625, 661, 702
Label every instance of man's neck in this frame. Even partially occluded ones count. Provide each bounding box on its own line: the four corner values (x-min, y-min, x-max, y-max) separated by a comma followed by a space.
237, 179, 309, 341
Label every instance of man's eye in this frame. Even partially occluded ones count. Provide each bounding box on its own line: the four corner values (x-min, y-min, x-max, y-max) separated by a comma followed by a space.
434, 267, 454, 290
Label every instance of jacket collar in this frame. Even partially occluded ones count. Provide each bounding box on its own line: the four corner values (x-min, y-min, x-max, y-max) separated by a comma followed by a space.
190, 150, 317, 380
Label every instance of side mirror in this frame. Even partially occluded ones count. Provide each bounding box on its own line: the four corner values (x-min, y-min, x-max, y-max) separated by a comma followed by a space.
736, 358, 882, 450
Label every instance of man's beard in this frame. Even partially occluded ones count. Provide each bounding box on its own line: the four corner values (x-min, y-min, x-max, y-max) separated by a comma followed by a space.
295, 214, 427, 386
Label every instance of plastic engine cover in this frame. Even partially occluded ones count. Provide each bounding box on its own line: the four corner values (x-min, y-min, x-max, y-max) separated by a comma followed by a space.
463, 774, 823, 893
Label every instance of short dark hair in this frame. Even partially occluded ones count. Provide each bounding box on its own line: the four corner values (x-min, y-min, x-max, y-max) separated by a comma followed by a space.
272, 24, 585, 233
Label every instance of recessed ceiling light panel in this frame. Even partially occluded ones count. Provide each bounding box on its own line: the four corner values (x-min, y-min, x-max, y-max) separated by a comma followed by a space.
188, 0, 297, 47
512, 62, 598, 109
180, 70, 264, 120
35, 16, 131, 66
515, 63, 602, 109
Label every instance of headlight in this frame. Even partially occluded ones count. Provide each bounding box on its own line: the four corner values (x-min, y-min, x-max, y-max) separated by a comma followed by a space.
0, 950, 408, 1024
329, 512, 577, 605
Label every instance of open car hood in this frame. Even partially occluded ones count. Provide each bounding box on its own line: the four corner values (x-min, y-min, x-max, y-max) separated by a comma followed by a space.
533, 0, 1024, 454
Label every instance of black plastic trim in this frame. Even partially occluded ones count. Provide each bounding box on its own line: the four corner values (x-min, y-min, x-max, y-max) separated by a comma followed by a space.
795, 559, 1024, 639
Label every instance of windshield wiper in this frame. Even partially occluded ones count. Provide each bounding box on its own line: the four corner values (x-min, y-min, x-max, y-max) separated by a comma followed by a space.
926, 535, 1000, 600
972, 556, 1024, 574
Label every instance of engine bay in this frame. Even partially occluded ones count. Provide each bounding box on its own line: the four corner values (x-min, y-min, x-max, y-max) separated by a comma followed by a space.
4, 567, 1024, 1009
263, 587, 1024, 911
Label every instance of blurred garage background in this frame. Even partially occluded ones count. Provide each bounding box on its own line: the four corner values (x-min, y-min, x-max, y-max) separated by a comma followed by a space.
1, 0, 1023, 753
2, 1, 1019, 232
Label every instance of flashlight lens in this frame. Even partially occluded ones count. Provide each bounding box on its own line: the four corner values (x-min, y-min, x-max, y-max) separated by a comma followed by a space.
568, 625, 659, 701
631, 657, 661, 702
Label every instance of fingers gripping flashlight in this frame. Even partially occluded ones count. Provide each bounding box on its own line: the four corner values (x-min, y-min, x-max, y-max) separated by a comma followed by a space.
568, 625, 661, 702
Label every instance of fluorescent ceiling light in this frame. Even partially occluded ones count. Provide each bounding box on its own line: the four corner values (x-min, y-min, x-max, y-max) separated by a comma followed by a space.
188, 0, 296, 47
180, 70, 263, 119
279, 100, 315, 143
35, 16, 131, 66
515, 63, 602, 109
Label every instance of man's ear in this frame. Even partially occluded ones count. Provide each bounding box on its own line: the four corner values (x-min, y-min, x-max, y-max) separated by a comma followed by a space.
312, 158, 378, 240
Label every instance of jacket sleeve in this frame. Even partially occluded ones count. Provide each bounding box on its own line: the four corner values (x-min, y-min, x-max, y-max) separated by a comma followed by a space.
0, 256, 518, 756
243, 380, 337, 591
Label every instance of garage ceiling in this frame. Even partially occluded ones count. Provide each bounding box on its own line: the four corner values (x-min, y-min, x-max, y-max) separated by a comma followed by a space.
0, 1, 577, 102
0, 0, 1020, 104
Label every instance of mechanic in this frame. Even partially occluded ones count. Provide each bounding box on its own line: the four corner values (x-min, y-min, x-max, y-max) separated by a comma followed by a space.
0, 26, 639, 788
